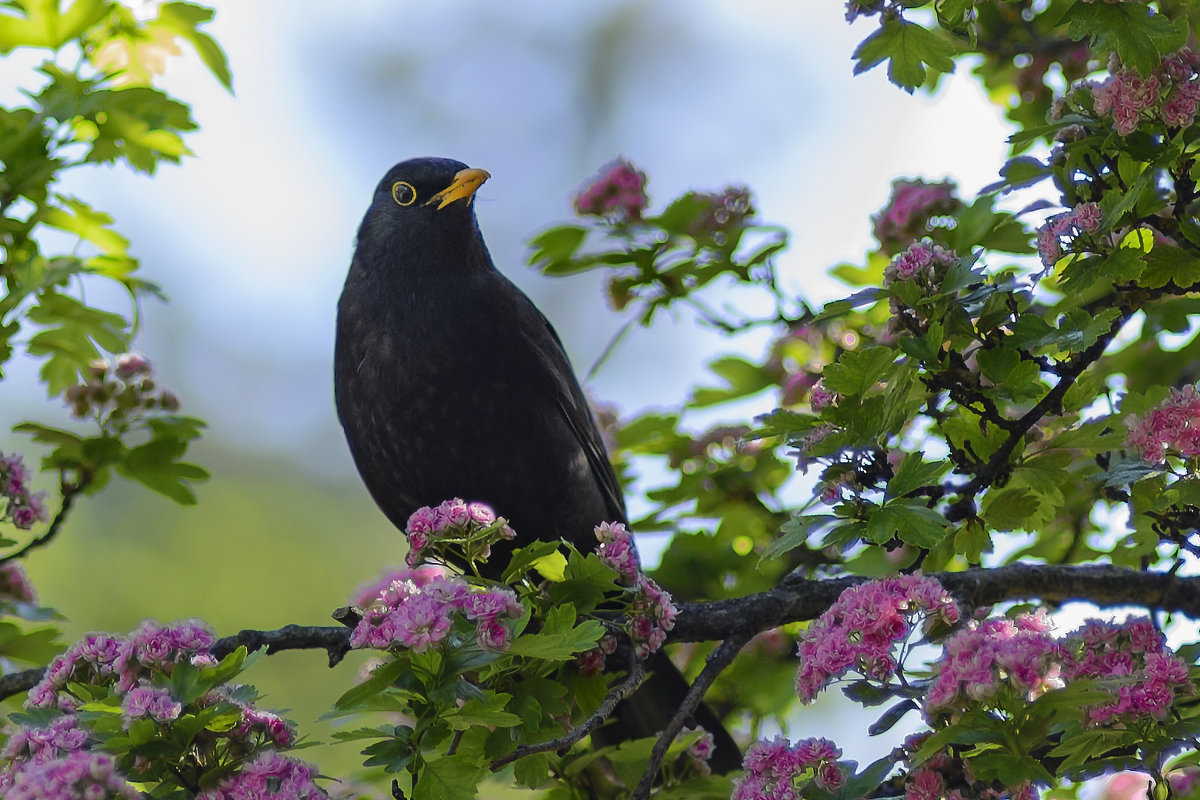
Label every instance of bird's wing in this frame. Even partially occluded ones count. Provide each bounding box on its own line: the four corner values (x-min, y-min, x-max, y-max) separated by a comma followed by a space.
507, 285, 628, 527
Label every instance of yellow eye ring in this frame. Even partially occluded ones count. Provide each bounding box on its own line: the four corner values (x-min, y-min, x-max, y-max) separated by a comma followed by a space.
391, 181, 417, 206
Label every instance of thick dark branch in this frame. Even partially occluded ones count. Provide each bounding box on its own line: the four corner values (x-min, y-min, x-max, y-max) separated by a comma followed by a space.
1, 563, 1193, 703
210, 624, 353, 666
670, 563, 1200, 641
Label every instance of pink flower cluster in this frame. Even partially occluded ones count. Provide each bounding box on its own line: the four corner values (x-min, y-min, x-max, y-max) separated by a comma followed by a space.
628, 574, 677, 660
574, 158, 648, 221
121, 682, 182, 728
349, 572, 522, 653
595, 521, 639, 585
194, 684, 297, 750
883, 239, 958, 288
350, 566, 445, 608
575, 632, 616, 676
872, 178, 960, 255
1090, 49, 1200, 134
3, 751, 139, 800
64, 353, 180, 420
29, 620, 216, 708
1060, 617, 1192, 725
903, 733, 966, 800
679, 726, 716, 777
925, 612, 1063, 716
0, 561, 37, 604
197, 751, 328, 800
1124, 385, 1200, 463
0, 451, 49, 530
5, 621, 315, 798
404, 498, 513, 567
732, 735, 844, 800
809, 380, 836, 412
2, 714, 89, 765
1036, 202, 1102, 268
796, 575, 960, 703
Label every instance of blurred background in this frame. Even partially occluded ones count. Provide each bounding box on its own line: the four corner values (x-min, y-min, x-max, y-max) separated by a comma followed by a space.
1, 0, 1014, 780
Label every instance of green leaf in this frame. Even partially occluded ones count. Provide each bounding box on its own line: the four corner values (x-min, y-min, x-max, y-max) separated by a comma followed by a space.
1063, 3, 1187, 74
0, 0, 109, 52
513, 752, 551, 789
528, 225, 588, 269
501, 539, 563, 584
412, 753, 487, 800
980, 487, 1040, 531
762, 514, 835, 561
506, 604, 603, 661
691, 356, 774, 407
115, 437, 208, 504
836, 755, 897, 800
821, 346, 895, 397
334, 657, 408, 710
39, 196, 130, 256
444, 694, 521, 730
852, 16, 959, 91
887, 452, 948, 499
156, 2, 233, 90
1140, 244, 1200, 290
865, 500, 948, 547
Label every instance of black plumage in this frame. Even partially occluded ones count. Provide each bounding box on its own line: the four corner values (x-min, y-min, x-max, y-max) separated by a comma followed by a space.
334, 157, 738, 772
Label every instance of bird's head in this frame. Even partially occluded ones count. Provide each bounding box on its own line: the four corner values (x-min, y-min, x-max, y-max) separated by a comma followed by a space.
355, 157, 492, 276
368, 157, 490, 224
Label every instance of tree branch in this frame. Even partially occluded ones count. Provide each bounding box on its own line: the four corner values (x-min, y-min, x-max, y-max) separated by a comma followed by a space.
632, 632, 753, 800
0, 474, 90, 566
490, 650, 645, 770
1, 563, 1193, 703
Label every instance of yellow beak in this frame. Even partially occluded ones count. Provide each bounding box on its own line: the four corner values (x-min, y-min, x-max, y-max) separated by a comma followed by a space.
425, 167, 491, 210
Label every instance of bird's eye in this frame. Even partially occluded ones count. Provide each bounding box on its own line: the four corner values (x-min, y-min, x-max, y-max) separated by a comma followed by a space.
391, 181, 417, 206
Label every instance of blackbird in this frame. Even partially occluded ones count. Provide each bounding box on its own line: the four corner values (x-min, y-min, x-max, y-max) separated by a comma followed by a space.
334, 156, 739, 772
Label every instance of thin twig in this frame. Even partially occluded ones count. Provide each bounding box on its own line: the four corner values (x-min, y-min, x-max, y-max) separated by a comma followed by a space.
0, 474, 90, 566
491, 651, 645, 770
631, 632, 753, 800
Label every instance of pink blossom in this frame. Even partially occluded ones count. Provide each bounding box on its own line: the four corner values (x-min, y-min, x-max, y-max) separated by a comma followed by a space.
0, 562, 37, 604
0, 451, 49, 530
1036, 203, 1103, 268
733, 735, 844, 800
925, 615, 1064, 717
350, 566, 445, 607
350, 573, 522, 654
197, 752, 328, 800
796, 575, 959, 703
809, 380, 836, 412
1124, 385, 1200, 463
883, 239, 957, 287
1062, 617, 1193, 724
872, 178, 960, 254
574, 158, 648, 221
113, 352, 151, 380
1162, 82, 1200, 127
121, 684, 181, 727
5, 751, 140, 800
595, 521, 640, 585
466, 501, 496, 525
627, 575, 677, 660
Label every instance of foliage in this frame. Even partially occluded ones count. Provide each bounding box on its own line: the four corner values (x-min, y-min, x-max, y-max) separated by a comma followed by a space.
2, 1, 1200, 800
